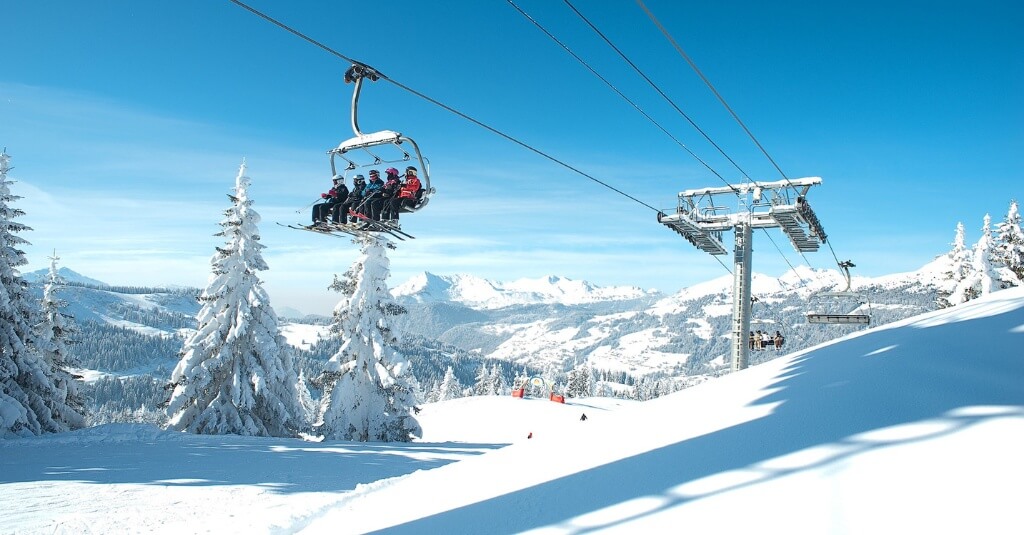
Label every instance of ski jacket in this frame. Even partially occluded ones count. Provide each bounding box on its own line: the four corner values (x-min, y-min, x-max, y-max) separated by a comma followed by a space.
364, 178, 384, 198
347, 182, 366, 201
323, 184, 348, 202
381, 178, 401, 198
397, 176, 422, 200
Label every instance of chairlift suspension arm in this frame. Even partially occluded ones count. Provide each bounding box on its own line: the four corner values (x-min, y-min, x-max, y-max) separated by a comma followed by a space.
344, 64, 382, 138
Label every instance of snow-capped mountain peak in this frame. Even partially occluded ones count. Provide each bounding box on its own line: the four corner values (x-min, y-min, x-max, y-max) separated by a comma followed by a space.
22, 267, 108, 287
391, 272, 657, 309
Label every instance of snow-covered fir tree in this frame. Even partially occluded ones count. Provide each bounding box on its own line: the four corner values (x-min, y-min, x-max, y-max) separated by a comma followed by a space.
34, 252, 87, 429
951, 214, 1001, 304
993, 200, 1024, 285
0, 151, 82, 437
317, 237, 421, 442
473, 363, 494, 395
489, 363, 508, 396
166, 163, 303, 437
296, 370, 316, 431
938, 222, 973, 308
565, 363, 594, 398
436, 365, 462, 402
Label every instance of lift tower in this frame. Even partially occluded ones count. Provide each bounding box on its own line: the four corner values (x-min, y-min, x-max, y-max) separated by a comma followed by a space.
658, 177, 827, 371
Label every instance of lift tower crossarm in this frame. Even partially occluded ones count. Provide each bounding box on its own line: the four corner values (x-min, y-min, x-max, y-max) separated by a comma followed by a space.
659, 176, 826, 371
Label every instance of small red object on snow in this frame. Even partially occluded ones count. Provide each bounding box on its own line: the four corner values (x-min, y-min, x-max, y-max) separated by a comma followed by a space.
549, 393, 565, 403
512, 388, 525, 398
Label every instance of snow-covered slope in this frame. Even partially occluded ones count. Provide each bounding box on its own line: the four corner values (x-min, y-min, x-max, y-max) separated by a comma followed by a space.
3, 287, 1021, 534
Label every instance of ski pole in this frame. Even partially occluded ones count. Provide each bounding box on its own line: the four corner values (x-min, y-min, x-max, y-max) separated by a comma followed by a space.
296, 198, 322, 213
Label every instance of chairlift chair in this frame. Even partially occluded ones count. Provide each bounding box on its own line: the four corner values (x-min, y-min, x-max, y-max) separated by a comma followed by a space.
749, 297, 785, 348
328, 64, 435, 213
806, 260, 872, 325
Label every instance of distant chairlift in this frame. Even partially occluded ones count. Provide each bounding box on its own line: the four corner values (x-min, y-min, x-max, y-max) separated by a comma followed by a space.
806, 260, 872, 325
750, 297, 785, 349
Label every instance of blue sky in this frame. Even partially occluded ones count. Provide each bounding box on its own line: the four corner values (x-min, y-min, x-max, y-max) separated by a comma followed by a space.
2, 0, 1021, 314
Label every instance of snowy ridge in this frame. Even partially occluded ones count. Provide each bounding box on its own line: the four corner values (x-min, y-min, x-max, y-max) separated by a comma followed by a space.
392, 272, 657, 309
22, 266, 108, 287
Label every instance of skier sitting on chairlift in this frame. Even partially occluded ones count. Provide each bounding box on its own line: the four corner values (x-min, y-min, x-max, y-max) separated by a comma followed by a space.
374, 167, 402, 224
312, 175, 348, 225
359, 169, 386, 222
385, 166, 422, 227
339, 174, 366, 224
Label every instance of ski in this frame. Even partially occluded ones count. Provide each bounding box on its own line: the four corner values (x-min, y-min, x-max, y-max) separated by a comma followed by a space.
346, 211, 416, 239
278, 221, 403, 246
278, 221, 351, 239
326, 220, 406, 242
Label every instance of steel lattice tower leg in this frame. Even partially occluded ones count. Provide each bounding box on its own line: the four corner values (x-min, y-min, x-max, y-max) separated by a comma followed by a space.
732, 221, 752, 371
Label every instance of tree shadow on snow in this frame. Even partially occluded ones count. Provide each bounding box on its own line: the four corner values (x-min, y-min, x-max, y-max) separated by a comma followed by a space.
0, 434, 502, 494
374, 298, 1024, 534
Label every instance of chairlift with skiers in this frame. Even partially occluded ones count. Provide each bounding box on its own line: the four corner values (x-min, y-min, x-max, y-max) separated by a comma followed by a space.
328, 64, 434, 213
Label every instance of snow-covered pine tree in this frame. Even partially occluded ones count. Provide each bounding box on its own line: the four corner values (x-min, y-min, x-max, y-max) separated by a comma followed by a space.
937, 222, 973, 308
165, 163, 303, 437
993, 200, 1024, 285
952, 214, 1001, 304
437, 365, 462, 401
296, 370, 316, 432
0, 151, 79, 437
473, 362, 493, 396
489, 363, 508, 396
34, 252, 87, 429
317, 237, 421, 442
565, 363, 594, 398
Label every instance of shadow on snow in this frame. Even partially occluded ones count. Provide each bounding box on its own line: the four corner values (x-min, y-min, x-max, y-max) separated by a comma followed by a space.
376, 298, 1024, 534
0, 435, 503, 494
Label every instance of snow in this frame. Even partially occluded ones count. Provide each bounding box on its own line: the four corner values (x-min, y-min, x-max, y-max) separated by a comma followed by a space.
279, 322, 330, 351
392, 272, 654, 309
2, 287, 1023, 534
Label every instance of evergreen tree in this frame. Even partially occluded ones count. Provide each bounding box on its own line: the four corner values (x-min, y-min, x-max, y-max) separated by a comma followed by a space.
993, 200, 1024, 285
437, 365, 462, 401
949, 222, 972, 280
0, 151, 78, 437
34, 252, 87, 429
938, 222, 973, 308
952, 214, 1001, 304
317, 237, 421, 442
489, 363, 508, 396
565, 363, 594, 398
165, 163, 302, 437
296, 370, 316, 432
473, 362, 492, 395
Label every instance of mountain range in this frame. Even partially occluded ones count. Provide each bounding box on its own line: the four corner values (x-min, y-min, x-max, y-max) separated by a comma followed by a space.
20, 253, 953, 419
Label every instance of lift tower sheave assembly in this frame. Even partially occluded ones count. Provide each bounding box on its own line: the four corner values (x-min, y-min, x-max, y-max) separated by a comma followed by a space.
658, 177, 827, 371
